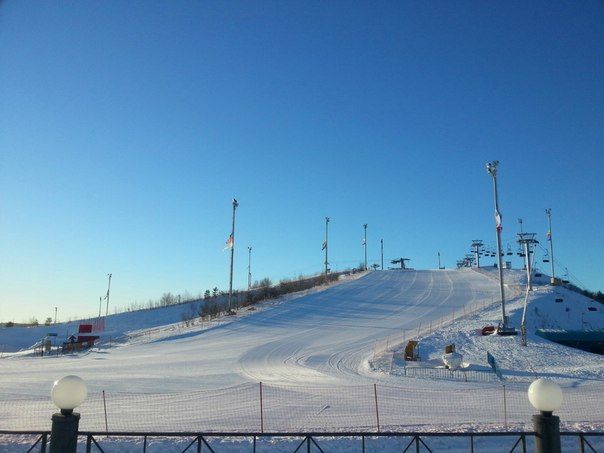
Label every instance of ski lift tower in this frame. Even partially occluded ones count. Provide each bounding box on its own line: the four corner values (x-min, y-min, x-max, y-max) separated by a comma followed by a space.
391, 258, 410, 269
486, 160, 516, 335
517, 233, 539, 291
471, 240, 483, 268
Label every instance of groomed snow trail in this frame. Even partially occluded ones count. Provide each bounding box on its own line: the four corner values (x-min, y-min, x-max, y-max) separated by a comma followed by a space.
1, 269, 501, 395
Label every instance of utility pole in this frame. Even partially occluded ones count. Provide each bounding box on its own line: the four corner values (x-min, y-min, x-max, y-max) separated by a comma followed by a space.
471, 240, 483, 268
363, 224, 368, 270
54, 307, 57, 324
438, 252, 443, 270
104, 273, 112, 317
247, 246, 252, 291
518, 218, 524, 234
380, 239, 384, 270
486, 160, 513, 334
518, 233, 539, 291
98, 297, 102, 319
324, 217, 330, 278
545, 208, 556, 285
228, 198, 239, 313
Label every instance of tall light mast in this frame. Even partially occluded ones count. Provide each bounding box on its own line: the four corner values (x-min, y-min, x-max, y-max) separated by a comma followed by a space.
104, 273, 112, 317
228, 198, 239, 312
486, 161, 514, 334
324, 217, 330, 278
545, 208, 556, 285
363, 224, 368, 270
247, 246, 252, 291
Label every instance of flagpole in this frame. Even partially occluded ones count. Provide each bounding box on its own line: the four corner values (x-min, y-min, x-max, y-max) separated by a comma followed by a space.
324, 217, 329, 279
228, 198, 238, 313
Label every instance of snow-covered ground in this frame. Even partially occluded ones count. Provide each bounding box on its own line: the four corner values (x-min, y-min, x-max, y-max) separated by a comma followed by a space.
1, 268, 603, 448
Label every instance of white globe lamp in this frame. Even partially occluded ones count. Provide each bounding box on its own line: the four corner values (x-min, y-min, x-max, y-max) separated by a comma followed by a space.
51, 375, 87, 415
528, 378, 563, 415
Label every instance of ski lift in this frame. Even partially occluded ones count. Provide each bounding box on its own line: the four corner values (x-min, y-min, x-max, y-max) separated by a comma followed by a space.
543, 251, 550, 263
506, 244, 513, 256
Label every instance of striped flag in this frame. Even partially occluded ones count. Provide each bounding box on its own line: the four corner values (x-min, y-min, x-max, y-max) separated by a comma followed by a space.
322, 241, 327, 250
223, 234, 234, 250
495, 211, 502, 232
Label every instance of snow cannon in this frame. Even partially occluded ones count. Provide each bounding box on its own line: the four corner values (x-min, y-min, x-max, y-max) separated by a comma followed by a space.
442, 351, 463, 370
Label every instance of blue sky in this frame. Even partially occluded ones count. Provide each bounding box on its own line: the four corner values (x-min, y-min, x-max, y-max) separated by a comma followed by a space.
1, 1, 603, 322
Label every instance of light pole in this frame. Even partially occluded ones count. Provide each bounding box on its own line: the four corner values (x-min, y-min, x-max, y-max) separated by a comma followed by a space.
380, 239, 384, 270
528, 378, 563, 453
247, 246, 252, 291
54, 307, 57, 324
50, 375, 87, 453
104, 273, 112, 317
486, 160, 513, 334
228, 198, 239, 313
324, 217, 330, 278
545, 208, 556, 285
363, 224, 368, 270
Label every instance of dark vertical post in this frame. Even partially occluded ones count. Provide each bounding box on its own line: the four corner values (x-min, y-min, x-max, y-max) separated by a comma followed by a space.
50, 412, 80, 453
259, 381, 264, 433
546, 208, 556, 285
102, 390, 108, 436
533, 413, 561, 453
373, 383, 380, 432
228, 198, 239, 312
380, 239, 384, 270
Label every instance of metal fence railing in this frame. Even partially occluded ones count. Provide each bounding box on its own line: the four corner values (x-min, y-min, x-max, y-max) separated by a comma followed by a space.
1, 430, 602, 453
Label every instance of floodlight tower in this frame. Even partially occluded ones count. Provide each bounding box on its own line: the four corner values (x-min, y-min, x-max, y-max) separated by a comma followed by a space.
228, 198, 239, 312
247, 246, 252, 291
486, 160, 513, 333
471, 240, 484, 268
518, 233, 539, 291
363, 224, 368, 270
324, 217, 330, 278
104, 273, 112, 317
545, 209, 556, 285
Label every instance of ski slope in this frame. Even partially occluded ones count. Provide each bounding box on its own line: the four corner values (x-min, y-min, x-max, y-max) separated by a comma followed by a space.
1, 269, 501, 395
1, 268, 603, 437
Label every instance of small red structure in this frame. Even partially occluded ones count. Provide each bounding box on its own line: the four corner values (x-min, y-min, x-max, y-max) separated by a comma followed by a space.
62, 324, 99, 352
481, 325, 496, 336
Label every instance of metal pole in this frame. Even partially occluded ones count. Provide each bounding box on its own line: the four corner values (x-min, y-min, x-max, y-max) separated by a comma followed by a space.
546, 209, 556, 285
524, 241, 533, 291
325, 217, 329, 278
487, 161, 507, 327
248, 246, 252, 291
105, 273, 112, 317
380, 239, 384, 270
363, 224, 368, 270
438, 252, 441, 270
228, 198, 238, 312
54, 307, 57, 324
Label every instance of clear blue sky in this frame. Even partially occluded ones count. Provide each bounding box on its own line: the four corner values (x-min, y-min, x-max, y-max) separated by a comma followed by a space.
1, 1, 603, 322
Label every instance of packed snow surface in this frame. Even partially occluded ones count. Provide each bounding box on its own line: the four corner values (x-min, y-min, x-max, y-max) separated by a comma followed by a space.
1, 269, 603, 437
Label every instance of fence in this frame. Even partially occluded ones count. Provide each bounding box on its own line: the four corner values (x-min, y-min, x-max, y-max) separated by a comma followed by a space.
1, 430, 603, 452
1, 381, 603, 433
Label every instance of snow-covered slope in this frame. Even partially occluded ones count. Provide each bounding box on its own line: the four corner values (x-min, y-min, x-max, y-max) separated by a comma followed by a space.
1, 269, 602, 434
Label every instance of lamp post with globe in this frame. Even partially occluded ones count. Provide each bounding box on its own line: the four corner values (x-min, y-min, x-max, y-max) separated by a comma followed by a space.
50, 375, 87, 453
528, 378, 563, 453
